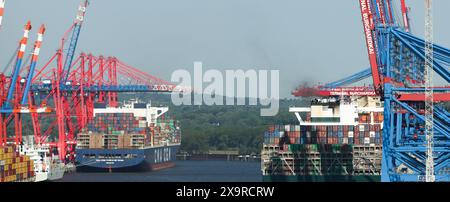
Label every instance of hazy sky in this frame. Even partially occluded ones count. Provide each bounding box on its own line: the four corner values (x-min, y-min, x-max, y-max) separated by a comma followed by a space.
1, 0, 449, 98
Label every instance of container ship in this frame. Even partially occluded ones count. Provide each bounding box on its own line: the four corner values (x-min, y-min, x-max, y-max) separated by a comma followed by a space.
2, 137, 65, 182
262, 96, 383, 182
75, 99, 181, 172
19, 143, 65, 182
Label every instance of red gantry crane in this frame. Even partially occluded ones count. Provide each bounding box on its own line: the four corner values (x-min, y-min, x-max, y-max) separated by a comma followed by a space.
0, 0, 181, 164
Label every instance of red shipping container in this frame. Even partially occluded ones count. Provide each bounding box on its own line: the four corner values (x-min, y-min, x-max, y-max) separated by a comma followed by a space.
290, 138, 295, 144
378, 114, 384, 123
327, 138, 333, 144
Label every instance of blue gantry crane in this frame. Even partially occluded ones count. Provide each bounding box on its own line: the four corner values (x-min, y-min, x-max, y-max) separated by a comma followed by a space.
358, 0, 450, 182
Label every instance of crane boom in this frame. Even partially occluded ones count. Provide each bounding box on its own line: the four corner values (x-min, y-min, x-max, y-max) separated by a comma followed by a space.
359, 0, 382, 94
62, 0, 88, 82
400, 0, 410, 32
4, 21, 31, 109
324, 68, 372, 88
21, 24, 45, 105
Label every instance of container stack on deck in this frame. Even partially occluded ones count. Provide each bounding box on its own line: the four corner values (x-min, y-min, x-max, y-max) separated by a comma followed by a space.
78, 113, 181, 149
78, 113, 147, 149
262, 124, 382, 181
0, 145, 35, 182
262, 96, 383, 182
152, 119, 181, 146
264, 122, 382, 147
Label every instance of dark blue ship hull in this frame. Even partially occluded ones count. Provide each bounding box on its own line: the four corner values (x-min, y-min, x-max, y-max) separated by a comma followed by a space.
75, 144, 180, 172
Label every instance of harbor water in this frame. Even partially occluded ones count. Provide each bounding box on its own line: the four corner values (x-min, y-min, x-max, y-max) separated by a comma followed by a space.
58, 160, 261, 182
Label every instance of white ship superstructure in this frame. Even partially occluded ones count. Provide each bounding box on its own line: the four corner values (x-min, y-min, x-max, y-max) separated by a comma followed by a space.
289, 96, 384, 126
19, 144, 65, 182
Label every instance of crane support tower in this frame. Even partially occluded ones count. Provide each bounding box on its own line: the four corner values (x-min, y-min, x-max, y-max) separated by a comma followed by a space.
424, 0, 435, 183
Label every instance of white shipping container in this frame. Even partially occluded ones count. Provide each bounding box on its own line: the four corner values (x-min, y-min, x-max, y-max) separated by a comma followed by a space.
285, 125, 290, 132
364, 137, 370, 144
348, 131, 354, 138
359, 125, 365, 131
343, 138, 348, 144
0, 160, 4, 166
295, 125, 300, 131
279, 131, 285, 137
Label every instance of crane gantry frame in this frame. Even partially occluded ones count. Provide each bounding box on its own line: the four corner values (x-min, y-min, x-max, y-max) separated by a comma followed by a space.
0, 0, 179, 162
293, 0, 449, 182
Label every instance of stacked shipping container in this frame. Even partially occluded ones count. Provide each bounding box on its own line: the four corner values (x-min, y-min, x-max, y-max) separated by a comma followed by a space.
87, 113, 143, 134
264, 123, 383, 146
78, 113, 181, 149
152, 119, 181, 146
0, 145, 35, 182
262, 116, 383, 180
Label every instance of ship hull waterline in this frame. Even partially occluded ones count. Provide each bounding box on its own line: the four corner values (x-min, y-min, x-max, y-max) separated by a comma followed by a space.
75, 144, 179, 172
